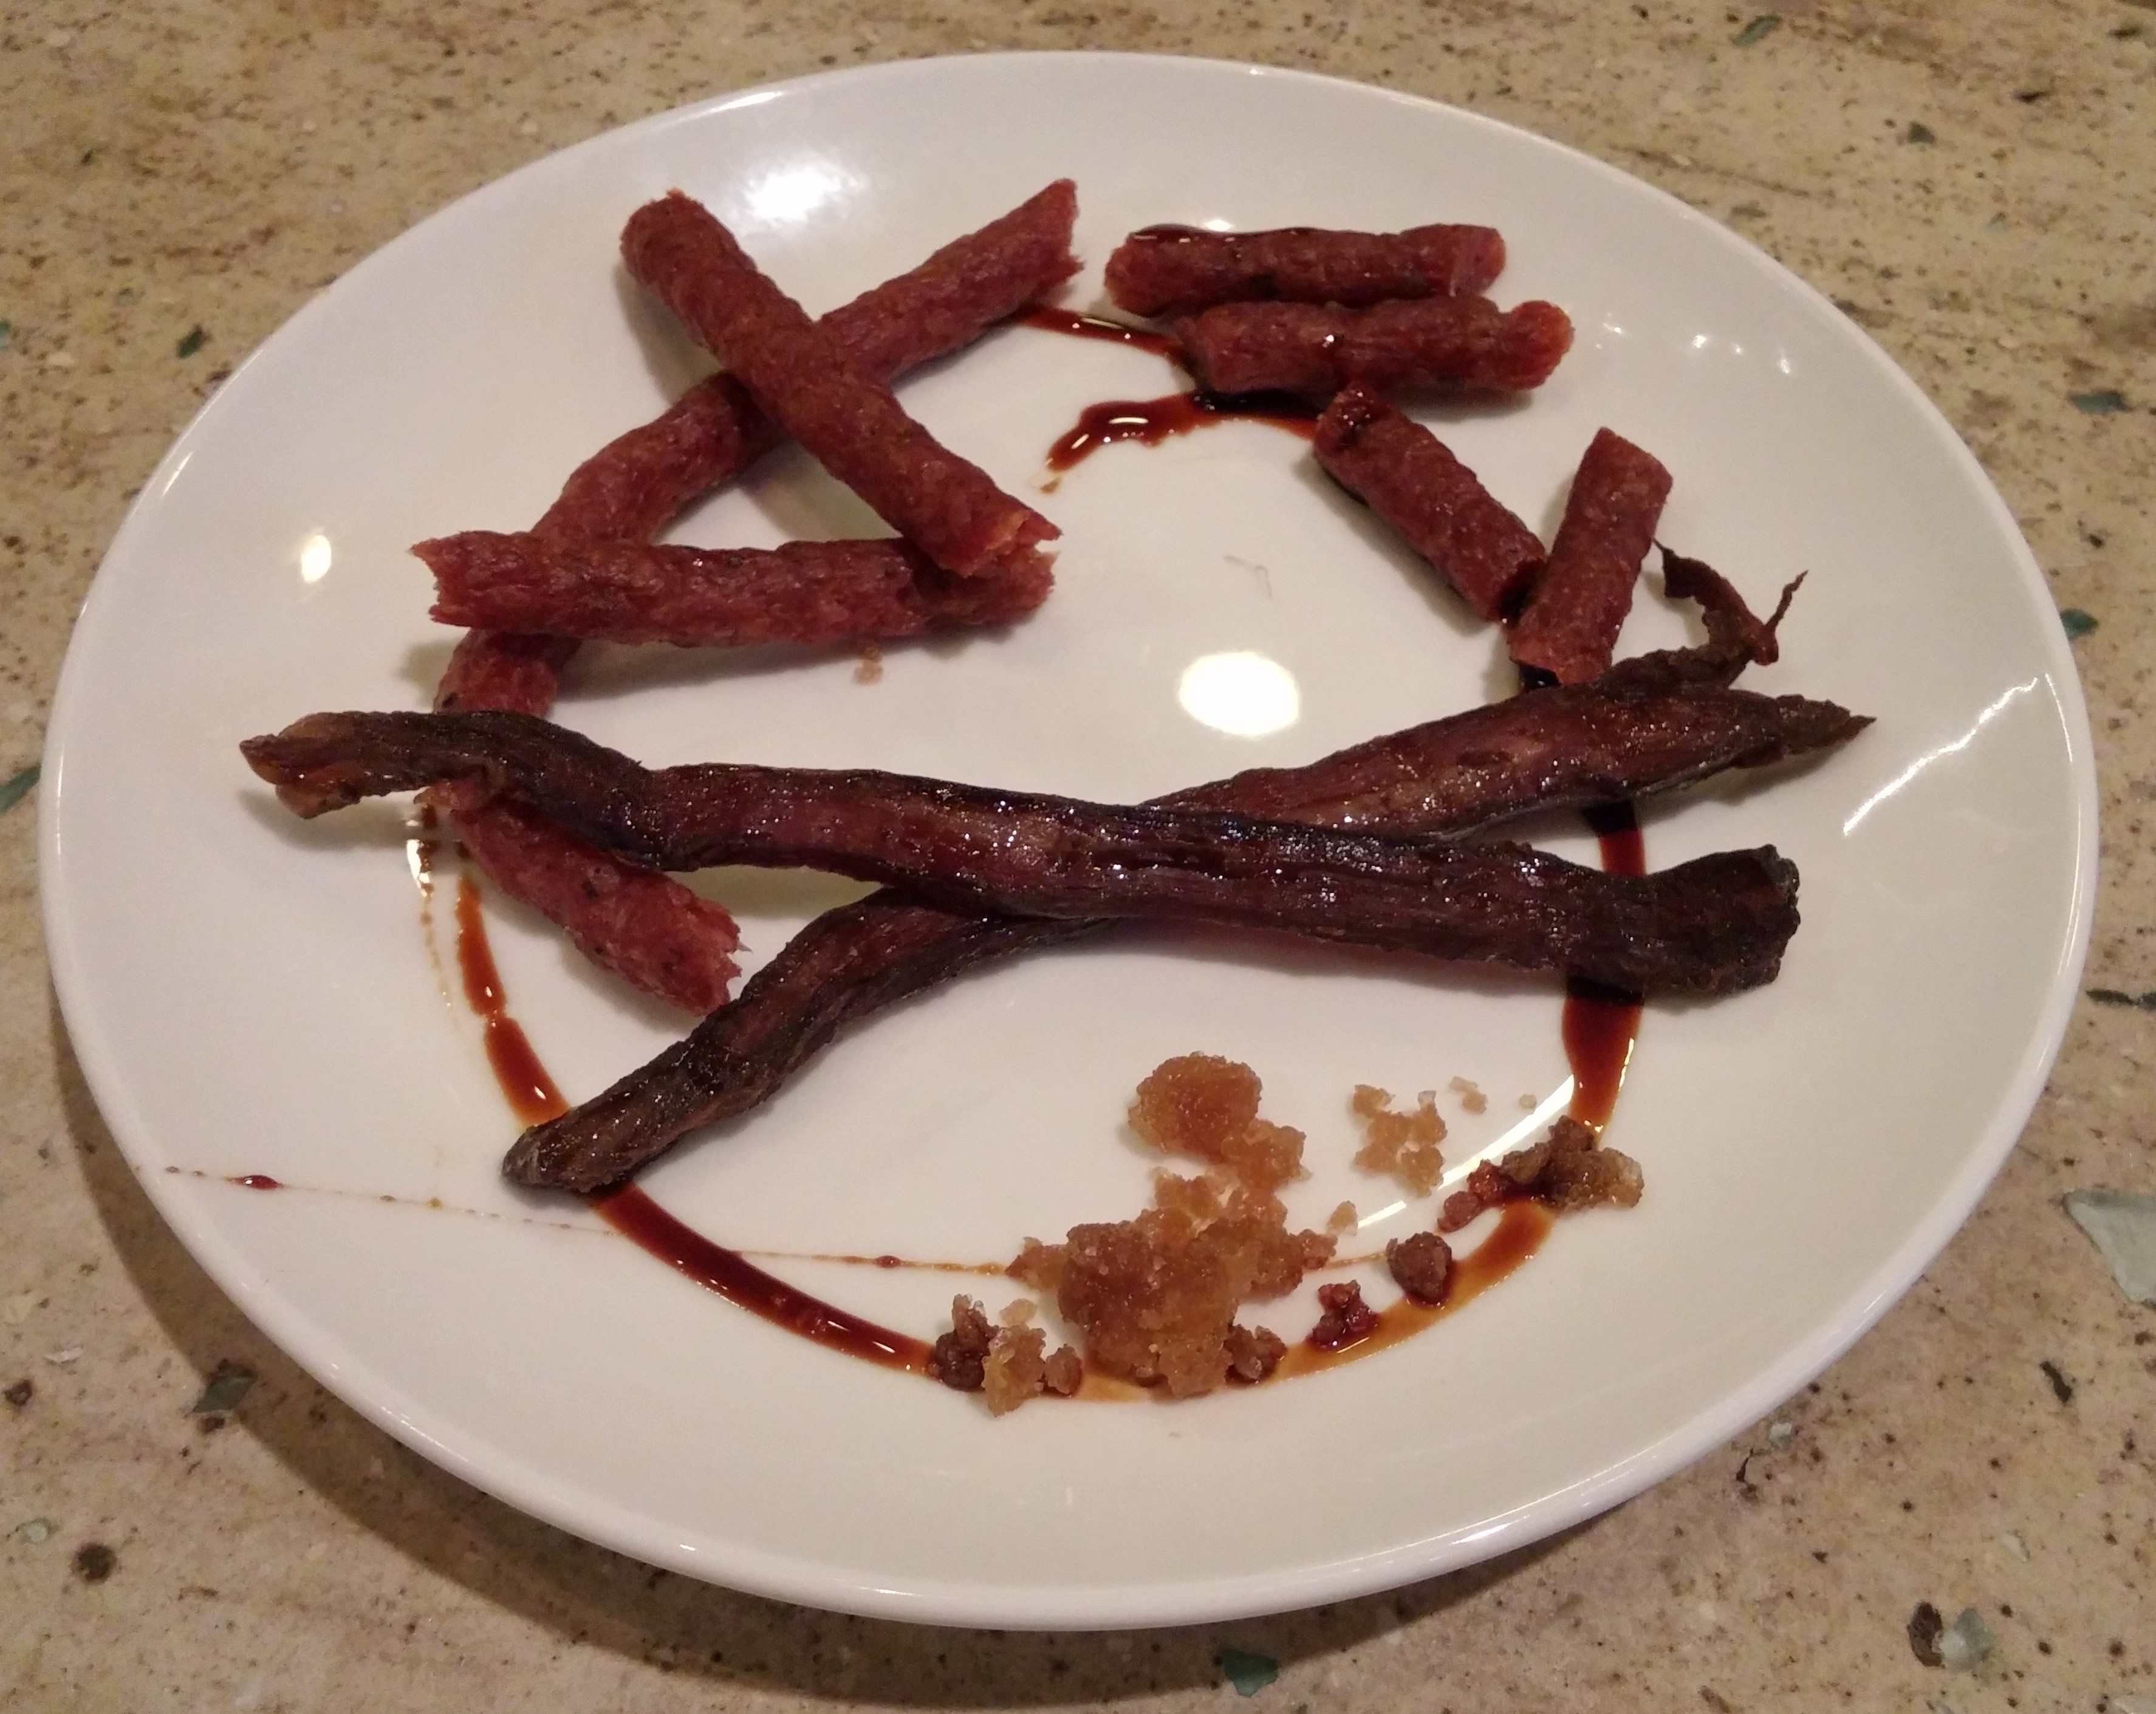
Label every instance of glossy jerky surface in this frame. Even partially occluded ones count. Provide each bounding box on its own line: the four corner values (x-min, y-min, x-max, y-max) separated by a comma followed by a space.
1175, 298, 1573, 398
1312, 382, 1546, 623
620, 191, 1058, 580
241, 710, 1802, 992
1104, 221, 1507, 317
493, 658, 1860, 1191
420, 532, 1052, 647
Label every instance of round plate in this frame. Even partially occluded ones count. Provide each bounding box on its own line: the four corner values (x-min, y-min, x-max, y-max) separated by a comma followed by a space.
41, 52, 2094, 1628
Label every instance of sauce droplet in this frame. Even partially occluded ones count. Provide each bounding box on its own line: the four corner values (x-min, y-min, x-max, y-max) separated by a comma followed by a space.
454, 877, 568, 1126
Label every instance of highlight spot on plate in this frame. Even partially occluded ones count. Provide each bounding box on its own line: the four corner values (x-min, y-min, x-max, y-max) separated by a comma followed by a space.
1177, 651, 1299, 738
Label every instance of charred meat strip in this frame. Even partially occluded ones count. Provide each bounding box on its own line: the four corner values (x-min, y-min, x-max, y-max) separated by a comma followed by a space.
242, 709, 1801, 1001
431, 182, 1080, 1008
491, 581, 1855, 1193
1104, 222, 1506, 318
420, 532, 1053, 648
1313, 382, 1546, 623
1508, 428, 1674, 685
620, 191, 1058, 581
1175, 298, 1573, 399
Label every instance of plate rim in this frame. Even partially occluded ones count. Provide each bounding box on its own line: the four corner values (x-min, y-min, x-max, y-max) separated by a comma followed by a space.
38, 48, 2100, 1629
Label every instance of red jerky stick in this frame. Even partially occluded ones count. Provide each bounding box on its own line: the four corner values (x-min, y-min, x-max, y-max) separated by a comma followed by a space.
1313, 383, 1544, 623
1176, 298, 1573, 399
452, 793, 741, 1009
1508, 429, 1674, 685
421, 532, 1051, 646
435, 185, 1080, 1010
535, 180, 1079, 547
1105, 222, 1505, 318
620, 191, 1057, 580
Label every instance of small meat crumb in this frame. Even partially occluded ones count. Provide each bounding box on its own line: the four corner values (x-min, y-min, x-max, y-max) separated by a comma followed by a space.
928, 1295, 993, 1393
1351, 1085, 1447, 1195
1448, 1075, 1488, 1114
1386, 1231, 1455, 1305
1327, 1200, 1359, 1233
1309, 1281, 1380, 1351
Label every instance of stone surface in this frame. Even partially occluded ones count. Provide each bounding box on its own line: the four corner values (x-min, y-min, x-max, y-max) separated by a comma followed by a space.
4, 1, 2153, 1708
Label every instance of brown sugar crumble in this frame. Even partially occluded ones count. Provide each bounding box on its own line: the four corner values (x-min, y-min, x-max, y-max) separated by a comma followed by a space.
1448, 1075, 1488, 1114
1008, 1053, 1334, 1399
929, 1295, 1082, 1414
852, 641, 884, 684
1351, 1084, 1448, 1195
1438, 1115, 1644, 1232
1326, 1200, 1359, 1234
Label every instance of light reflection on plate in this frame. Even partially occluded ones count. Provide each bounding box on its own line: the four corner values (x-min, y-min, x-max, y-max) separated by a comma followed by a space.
41, 53, 2091, 1628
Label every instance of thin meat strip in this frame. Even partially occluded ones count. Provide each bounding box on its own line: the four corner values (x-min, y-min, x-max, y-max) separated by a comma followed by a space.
242, 710, 1803, 1001
1105, 222, 1505, 318
1176, 298, 1573, 399
431, 183, 1081, 1009
1313, 382, 1545, 623
1508, 428, 1674, 684
620, 191, 1059, 580
484, 571, 1842, 1192
421, 533, 1052, 647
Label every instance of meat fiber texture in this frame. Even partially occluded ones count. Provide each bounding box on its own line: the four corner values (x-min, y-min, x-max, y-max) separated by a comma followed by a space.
1105, 221, 1506, 318
420, 532, 1051, 647
1508, 428, 1675, 684
1176, 298, 1573, 397
620, 190, 1058, 581
425, 182, 1080, 1009
1313, 382, 1545, 623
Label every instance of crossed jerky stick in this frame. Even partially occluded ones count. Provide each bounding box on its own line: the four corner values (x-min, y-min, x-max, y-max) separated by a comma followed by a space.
429, 183, 1081, 1010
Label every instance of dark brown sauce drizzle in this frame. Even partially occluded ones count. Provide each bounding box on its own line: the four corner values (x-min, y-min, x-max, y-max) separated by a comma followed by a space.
1020, 305, 1180, 358
453, 876, 568, 1128
440, 790, 1639, 1394
1276, 1200, 1555, 1375
450, 872, 930, 1371
1045, 391, 1318, 473
1563, 802, 1646, 1132
1022, 305, 1316, 477
592, 1184, 931, 1374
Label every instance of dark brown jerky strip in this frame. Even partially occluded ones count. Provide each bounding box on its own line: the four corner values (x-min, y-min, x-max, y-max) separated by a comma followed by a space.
242, 710, 1801, 999
620, 191, 1058, 580
1175, 298, 1573, 399
1508, 428, 1674, 685
498, 573, 1845, 1191
432, 183, 1080, 1007
1105, 222, 1506, 319
1313, 382, 1545, 623
420, 532, 1052, 648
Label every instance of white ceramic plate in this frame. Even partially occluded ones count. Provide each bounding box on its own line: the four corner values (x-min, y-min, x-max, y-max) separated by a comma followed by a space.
42, 53, 2094, 1628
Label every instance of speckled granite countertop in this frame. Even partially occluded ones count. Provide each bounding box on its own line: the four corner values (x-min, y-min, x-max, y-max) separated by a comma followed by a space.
4, 2, 2152, 1707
